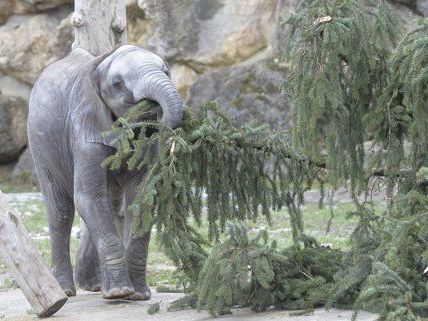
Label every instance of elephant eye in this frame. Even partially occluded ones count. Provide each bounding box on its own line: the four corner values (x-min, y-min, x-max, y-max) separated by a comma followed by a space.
164, 69, 170, 77
113, 80, 123, 90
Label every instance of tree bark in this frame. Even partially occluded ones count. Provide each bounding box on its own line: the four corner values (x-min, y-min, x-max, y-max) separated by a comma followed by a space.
71, 0, 127, 56
0, 192, 68, 318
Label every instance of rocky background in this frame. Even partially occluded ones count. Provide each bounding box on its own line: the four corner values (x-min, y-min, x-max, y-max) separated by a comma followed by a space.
0, 0, 425, 180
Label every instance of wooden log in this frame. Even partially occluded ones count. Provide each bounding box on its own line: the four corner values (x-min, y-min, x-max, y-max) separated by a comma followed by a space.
0, 191, 68, 318
71, 0, 127, 56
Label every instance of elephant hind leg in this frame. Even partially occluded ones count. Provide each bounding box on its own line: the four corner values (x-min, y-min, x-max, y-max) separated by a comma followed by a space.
126, 236, 152, 300
36, 166, 76, 297
122, 184, 151, 301
126, 233, 152, 301
75, 222, 101, 292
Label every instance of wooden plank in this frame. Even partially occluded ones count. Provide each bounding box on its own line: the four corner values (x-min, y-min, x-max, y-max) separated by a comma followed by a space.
0, 191, 68, 318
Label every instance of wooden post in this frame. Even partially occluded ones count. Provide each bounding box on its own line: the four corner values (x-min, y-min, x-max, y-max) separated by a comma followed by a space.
0, 192, 68, 318
71, 0, 127, 56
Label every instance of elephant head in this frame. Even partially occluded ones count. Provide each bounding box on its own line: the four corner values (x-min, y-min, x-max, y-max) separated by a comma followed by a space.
71, 45, 184, 146
94, 45, 183, 129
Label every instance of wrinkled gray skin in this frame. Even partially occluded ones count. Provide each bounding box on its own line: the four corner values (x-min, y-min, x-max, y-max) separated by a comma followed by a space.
27, 45, 184, 300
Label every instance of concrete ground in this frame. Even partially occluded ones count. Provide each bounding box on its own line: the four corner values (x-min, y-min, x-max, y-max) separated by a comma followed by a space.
0, 192, 382, 321
0, 289, 378, 321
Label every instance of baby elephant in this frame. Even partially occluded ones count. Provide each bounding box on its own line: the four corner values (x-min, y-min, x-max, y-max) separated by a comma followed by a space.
28, 45, 184, 299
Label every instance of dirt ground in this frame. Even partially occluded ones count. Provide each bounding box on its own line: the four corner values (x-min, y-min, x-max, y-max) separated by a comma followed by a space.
0, 289, 378, 321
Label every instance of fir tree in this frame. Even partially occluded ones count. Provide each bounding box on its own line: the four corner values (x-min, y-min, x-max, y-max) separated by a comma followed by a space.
285, 2, 428, 320
101, 0, 428, 319
285, 0, 401, 192
103, 101, 318, 283
196, 221, 344, 315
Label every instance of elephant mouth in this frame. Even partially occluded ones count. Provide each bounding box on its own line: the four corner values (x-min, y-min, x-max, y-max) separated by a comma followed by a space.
135, 99, 163, 123
133, 99, 163, 138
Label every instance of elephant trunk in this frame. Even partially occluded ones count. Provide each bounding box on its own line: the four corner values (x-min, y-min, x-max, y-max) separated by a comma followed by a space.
135, 70, 184, 129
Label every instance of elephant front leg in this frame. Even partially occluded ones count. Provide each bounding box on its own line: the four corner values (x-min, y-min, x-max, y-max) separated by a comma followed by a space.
75, 186, 125, 292
74, 192, 134, 299
74, 147, 134, 299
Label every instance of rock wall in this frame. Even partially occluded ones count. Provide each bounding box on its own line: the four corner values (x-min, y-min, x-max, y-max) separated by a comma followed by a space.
127, 0, 295, 102
0, 0, 424, 177
0, 1, 73, 171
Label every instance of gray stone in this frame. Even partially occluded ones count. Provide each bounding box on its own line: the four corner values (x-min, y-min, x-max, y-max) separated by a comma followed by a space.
11, 148, 37, 183
130, 0, 282, 68
187, 59, 290, 130
272, 0, 299, 54
390, 0, 428, 16
0, 2, 14, 25
170, 63, 199, 100
18, 0, 73, 12
0, 7, 72, 85
395, 0, 417, 5
0, 0, 72, 25
417, 0, 428, 15
0, 96, 27, 163
0, 74, 32, 101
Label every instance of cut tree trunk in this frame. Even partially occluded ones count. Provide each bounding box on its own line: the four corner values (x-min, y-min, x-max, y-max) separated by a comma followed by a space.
0, 192, 68, 318
72, 0, 127, 56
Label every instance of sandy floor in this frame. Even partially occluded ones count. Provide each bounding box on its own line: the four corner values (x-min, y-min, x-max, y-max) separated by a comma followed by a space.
0, 289, 378, 321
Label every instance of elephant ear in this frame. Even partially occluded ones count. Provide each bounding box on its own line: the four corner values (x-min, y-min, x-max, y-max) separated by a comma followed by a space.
70, 54, 118, 148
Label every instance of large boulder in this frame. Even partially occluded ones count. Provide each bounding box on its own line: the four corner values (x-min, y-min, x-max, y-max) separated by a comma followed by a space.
0, 2, 14, 25
272, 0, 300, 54
130, 0, 283, 68
417, 0, 428, 15
0, 6, 72, 85
0, 96, 28, 163
187, 59, 289, 130
14, 0, 73, 12
0, 74, 32, 101
171, 64, 199, 100
0, 0, 72, 25
391, 0, 428, 15
0, 74, 32, 164
11, 148, 37, 183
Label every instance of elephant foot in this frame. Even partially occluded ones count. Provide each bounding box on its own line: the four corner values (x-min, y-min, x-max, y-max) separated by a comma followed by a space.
64, 288, 77, 297
76, 278, 101, 292
54, 271, 76, 297
101, 267, 135, 299
75, 264, 102, 293
103, 286, 135, 299
58, 280, 76, 297
126, 285, 151, 301
75, 226, 102, 293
